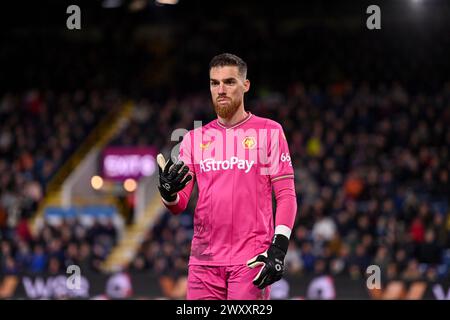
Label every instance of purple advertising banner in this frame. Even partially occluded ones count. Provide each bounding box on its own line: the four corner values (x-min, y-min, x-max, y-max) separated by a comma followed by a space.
101, 146, 158, 181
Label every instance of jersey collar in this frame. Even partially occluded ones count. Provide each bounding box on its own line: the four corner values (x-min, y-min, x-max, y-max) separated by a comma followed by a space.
216, 112, 253, 130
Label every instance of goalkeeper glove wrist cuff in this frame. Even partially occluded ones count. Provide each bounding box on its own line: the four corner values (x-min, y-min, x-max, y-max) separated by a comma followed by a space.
161, 192, 179, 205
159, 189, 177, 203
271, 233, 289, 255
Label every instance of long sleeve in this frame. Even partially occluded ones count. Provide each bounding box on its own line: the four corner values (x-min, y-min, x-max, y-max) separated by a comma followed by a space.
267, 123, 297, 233
273, 171, 297, 232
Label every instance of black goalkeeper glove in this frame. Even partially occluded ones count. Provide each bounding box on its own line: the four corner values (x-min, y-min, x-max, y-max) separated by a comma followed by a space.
247, 234, 289, 289
157, 153, 192, 202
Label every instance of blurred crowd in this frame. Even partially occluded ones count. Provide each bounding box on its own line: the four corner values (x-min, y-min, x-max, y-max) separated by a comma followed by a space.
0, 90, 122, 275
0, 219, 117, 275
126, 81, 449, 284
130, 204, 194, 274
276, 81, 449, 283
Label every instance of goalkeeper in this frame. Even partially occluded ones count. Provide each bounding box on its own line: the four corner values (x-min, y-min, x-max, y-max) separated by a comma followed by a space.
157, 53, 297, 300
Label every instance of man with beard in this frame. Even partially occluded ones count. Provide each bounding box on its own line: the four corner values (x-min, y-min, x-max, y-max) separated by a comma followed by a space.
157, 53, 297, 300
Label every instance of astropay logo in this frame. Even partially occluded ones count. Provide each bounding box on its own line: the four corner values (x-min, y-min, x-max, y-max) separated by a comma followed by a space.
170, 121, 286, 176
200, 157, 254, 173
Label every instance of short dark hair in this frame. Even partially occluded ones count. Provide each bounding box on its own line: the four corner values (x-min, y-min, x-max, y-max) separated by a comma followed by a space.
209, 53, 247, 79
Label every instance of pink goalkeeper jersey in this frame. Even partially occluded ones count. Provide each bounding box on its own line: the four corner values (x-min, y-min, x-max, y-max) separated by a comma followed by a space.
170, 112, 295, 266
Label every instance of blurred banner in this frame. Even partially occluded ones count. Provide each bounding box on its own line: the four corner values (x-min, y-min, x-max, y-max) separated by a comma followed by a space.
2, 273, 449, 300
101, 147, 158, 181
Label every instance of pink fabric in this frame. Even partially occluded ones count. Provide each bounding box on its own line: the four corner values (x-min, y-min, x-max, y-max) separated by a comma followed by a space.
273, 178, 297, 229
163, 113, 297, 266
187, 264, 271, 300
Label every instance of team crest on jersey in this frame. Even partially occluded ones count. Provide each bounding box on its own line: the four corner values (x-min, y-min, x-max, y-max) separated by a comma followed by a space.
242, 136, 256, 149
